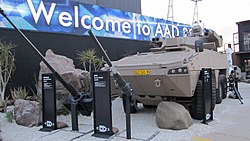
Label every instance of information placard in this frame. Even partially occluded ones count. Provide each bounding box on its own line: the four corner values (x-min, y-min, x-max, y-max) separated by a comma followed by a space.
40, 73, 57, 132
201, 68, 213, 124
92, 71, 113, 138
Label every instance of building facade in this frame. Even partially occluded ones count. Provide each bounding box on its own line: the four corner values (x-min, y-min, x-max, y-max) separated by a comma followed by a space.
72, 0, 141, 14
236, 20, 250, 78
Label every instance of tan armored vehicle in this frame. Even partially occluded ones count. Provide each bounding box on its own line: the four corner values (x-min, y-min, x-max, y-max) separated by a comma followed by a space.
111, 25, 228, 119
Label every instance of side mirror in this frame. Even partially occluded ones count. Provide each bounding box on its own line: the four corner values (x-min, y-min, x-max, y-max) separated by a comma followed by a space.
195, 39, 204, 52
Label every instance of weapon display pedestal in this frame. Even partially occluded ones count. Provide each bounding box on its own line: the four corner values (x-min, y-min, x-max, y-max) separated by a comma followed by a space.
201, 68, 213, 124
92, 71, 114, 138
40, 73, 57, 132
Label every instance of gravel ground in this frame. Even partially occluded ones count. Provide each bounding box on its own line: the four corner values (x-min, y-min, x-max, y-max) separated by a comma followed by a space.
0, 82, 249, 141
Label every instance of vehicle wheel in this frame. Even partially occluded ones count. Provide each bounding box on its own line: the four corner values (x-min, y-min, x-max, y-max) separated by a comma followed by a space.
122, 95, 137, 113
191, 79, 216, 120
216, 75, 227, 104
216, 83, 223, 104
191, 80, 203, 120
221, 75, 227, 99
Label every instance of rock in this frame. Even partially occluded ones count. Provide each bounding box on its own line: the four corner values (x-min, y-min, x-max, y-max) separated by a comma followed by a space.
37, 49, 90, 111
57, 121, 68, 129
228, 93, 237, 99
14, 99, 42, 127
156, 101, 193, 130
112, 127, 119, 134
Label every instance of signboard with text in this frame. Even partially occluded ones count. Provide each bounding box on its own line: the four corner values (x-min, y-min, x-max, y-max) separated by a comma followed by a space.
40, 73, 57, 132
0, 0, 191, 41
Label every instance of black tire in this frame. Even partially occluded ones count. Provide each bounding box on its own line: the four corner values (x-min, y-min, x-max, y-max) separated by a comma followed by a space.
122, 95, 137, 114
216, 74, 227, 104
191, 79, 216, 120
191, 80, 203, 120
221, 75, 227, 99
216, 81, 223, 104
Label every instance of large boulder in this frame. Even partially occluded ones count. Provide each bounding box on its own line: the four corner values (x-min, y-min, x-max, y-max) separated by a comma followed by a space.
37, 49, 90, 110
14, 99, 42, 127
156, 101, 193, 130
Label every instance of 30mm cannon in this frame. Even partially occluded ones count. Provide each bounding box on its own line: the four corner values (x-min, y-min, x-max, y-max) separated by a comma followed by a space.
0, 7, 93, 116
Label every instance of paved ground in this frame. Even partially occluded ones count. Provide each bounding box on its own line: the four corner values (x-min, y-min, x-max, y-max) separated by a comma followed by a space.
189, 82, 250, 141
0, 82, 250, 141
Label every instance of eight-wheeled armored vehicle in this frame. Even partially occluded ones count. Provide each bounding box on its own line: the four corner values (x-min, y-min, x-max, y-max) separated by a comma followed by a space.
110, 25, 228, 119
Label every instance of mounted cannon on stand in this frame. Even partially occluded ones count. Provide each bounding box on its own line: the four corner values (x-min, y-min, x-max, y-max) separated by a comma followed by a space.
227, 67, 243, 104
1, 7, 134, 138
0, 7, 93, 131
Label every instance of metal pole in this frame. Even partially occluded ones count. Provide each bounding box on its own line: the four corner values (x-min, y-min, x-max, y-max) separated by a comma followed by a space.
71, 102, 79, 131
125, 95, 131, 139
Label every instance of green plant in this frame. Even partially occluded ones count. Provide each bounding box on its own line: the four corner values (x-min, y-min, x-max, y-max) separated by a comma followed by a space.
5, 110, 13, 123
11, 87, 28, 101
27, 73, 42, 103
57, 106, 70, 116
77, 49, 105, 72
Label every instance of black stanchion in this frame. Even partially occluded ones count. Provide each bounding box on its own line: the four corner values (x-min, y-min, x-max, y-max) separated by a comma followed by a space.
201, 68, 213, 124
92, 71, 114, 138
71, 102, 79, 131
125, 95, 131, 139
40, 73, 57, 132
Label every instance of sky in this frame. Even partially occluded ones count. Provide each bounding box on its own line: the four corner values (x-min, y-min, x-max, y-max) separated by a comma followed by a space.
141, 0, 250, 51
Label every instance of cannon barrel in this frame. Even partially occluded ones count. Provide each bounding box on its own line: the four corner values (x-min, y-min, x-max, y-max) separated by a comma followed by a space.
88, 30, 132, 97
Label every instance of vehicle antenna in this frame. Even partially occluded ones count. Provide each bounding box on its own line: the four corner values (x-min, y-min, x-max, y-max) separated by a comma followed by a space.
167, 0, 174, 22
191, 0, 202, 25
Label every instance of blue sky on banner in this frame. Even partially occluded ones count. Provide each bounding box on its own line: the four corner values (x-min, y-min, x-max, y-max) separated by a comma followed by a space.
0, 0, 191, 41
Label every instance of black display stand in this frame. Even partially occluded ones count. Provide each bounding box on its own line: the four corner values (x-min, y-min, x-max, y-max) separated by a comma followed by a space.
91, 71, 114, 138
201, 68, 213, 124
40, 73, 57, 132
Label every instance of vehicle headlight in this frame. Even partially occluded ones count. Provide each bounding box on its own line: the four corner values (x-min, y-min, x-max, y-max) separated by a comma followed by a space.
168, 67, 188, 74
178, 68, 182, 73
171, 69, 176, 74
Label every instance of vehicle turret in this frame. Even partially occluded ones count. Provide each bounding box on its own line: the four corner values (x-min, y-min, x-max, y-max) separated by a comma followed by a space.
150, 25, 223, 51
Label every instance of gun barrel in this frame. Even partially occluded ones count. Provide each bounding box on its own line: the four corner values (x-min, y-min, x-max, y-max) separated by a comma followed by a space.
88, 30, 132, 96
87, 30, 113, 67
0, 8, 78, 97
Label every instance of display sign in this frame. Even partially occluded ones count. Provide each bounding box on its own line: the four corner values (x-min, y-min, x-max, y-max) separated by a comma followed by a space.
0, 0, 191, 41
40, 73, 57, 132
201, 68, 213, 124
92, 71, 113, 138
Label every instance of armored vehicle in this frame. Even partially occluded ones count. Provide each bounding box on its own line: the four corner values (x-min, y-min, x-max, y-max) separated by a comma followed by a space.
111, 25, 228, 119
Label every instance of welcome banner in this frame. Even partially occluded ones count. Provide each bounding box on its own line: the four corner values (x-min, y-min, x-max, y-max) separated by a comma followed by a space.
0, 0, 191, 41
